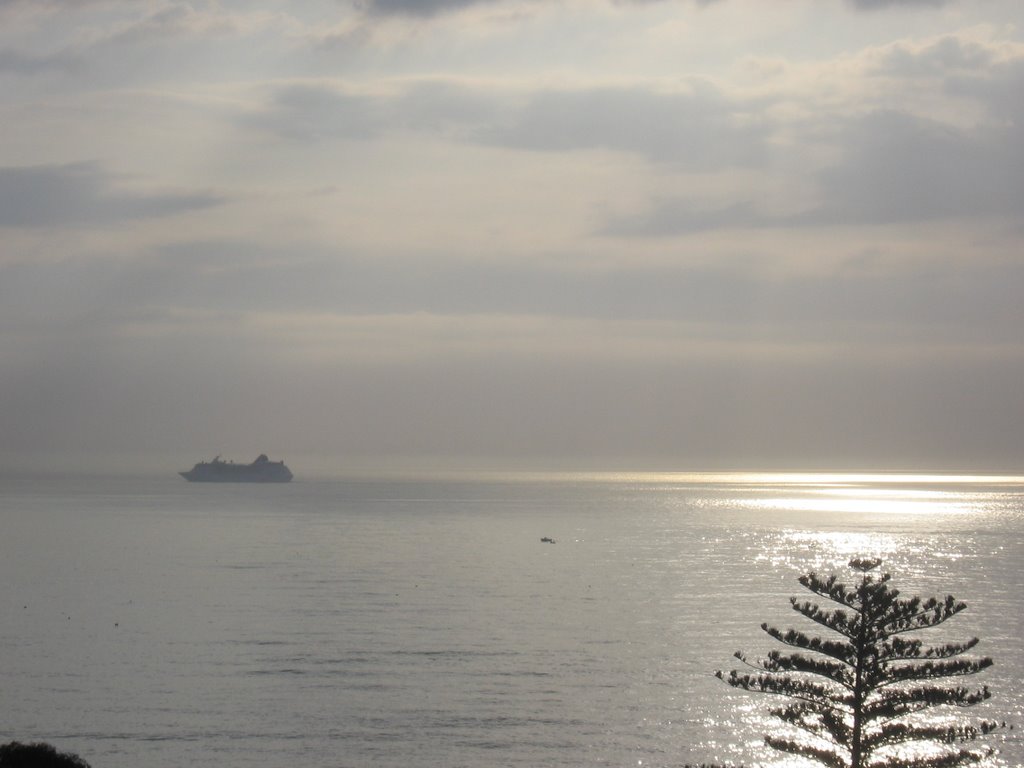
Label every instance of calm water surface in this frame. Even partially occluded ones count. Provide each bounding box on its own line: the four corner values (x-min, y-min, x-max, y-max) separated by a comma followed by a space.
1, 472, 1022, 767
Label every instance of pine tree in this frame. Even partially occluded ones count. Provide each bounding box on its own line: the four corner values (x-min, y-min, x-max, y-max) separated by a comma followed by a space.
716, 558, 1004, 768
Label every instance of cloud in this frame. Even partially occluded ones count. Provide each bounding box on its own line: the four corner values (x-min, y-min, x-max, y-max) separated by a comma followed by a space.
871, 34, 997, 78
607, 29, 1024, 236
246, 79, 768, 169
0, 0, 109, 15
0, 46, 79, 74
603, 200, 763, 236
608, 105, 1024, 234
847, 0, 951, 8
947, 53, 1024, 124
0, 0, 111, 7
805, 110, 1023, 225
0, 163, 223, 228
0, 3, 277, 90
245, 79, 504, 143
816, 34, 1024, 223
95, 3, 241, 47
355, 0, 498, 17
8, 233, 1020, 339
242, 84, 388, 141
353, 0, 719, 18
350, 0, 953, 18
350, 0, 955, 18
481, 85, 768, 168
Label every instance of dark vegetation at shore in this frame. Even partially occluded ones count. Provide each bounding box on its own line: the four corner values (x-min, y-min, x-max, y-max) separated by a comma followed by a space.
0, 743, 90, 768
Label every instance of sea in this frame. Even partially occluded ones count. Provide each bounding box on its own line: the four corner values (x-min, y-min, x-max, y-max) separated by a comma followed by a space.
1, 471, 1022, 768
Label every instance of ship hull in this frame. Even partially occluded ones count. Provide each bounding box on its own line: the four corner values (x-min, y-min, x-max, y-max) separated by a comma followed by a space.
179, 471, 292, 483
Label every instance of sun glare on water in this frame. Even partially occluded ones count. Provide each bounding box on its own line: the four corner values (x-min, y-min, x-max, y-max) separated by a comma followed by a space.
677, 472, 1024, 518
742, 487, 981, 516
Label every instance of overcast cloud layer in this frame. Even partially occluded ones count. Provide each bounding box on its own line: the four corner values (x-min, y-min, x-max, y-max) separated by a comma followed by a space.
2, 0, 1023, 474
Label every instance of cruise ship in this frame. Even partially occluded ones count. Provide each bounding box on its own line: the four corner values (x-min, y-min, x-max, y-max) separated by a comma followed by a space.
179, 454, 293, 483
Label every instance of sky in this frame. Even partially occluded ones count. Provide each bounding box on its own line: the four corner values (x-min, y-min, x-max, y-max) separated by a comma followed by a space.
1, 0, 1023, 475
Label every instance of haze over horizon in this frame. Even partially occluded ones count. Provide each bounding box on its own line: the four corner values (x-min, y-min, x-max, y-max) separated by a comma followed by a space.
3, 0, 1023, 475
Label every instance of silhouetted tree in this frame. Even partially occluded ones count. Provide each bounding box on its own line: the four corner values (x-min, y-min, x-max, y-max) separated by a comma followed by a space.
716, 558, 1003, 768
0, 742, 90, 768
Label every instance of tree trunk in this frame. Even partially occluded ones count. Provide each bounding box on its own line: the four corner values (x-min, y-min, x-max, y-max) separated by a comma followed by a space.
850, 578, 869, 768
